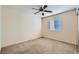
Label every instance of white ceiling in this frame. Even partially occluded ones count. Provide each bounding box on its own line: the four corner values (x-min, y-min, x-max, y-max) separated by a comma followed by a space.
3, 5, 77, 17
43, 5, 76, 17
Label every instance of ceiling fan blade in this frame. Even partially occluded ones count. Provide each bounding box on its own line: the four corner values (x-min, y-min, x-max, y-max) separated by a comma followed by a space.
34, 11, 40, 14
44, 10, 52, 13
32, 8, 39, 10
43, 5, 48, 9
40, 7, 43, 10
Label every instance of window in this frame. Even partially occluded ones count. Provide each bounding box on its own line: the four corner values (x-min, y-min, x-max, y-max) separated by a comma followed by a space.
49, 18, 62, 31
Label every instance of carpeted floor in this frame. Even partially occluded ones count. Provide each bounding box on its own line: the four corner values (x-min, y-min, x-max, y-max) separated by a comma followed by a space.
1, 38, 76, 54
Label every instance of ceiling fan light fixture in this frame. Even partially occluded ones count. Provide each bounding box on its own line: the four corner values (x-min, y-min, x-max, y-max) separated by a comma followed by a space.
32, 5, 53, 16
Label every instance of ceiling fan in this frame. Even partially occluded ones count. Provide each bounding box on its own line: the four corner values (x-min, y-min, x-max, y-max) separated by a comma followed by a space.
32, 5, 53, 16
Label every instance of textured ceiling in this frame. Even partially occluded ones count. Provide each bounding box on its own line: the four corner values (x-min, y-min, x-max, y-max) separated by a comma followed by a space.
41, 5, 76, 17
3, 5, 77, 17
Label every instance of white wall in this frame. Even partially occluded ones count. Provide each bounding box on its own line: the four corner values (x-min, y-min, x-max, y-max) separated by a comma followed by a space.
77, 6, 79, 33
78, 6, 79, 45
2, 6, 41, 47
42, 9, 77, 45
0, 6, 2, 51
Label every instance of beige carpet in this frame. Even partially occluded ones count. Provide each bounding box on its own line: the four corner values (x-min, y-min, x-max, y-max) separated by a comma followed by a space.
1, 38, 76, 54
